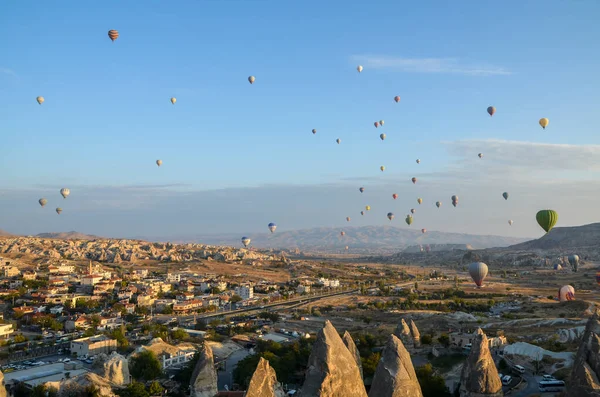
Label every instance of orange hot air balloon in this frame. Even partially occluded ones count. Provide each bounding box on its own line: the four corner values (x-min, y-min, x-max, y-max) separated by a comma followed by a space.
108, 30, 119, 42
421, 228, 426, 234
411, 177, 417, 184
392, 193, 398, 200
394, 96, 400, 103
340, 231, 345, 237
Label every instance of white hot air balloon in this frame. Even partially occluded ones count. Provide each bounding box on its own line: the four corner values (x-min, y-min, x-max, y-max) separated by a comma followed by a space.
60, 188, 70, 199
156, 160, 162, 167
357, 65, 363, 73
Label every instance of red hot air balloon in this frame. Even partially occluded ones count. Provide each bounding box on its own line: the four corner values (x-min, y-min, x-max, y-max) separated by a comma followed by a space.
392, 193, 398, 200
108, 30, 119, 42
374, 121, 379, 128
394, 96, 401, 103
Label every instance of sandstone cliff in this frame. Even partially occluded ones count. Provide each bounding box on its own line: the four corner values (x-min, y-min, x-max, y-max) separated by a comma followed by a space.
458, 328, 503, 397
94, 352, 130, 385
299, 320, 368, 397
368, 334, 423, 397
394, 319, 413, 349
409, 320, 421, 348
569, 310, 600, 396
343, 331, 363, 380
245, 357, 285, 397
190, 344, 218, 397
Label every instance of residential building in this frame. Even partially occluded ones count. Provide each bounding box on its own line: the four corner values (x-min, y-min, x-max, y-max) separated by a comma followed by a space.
166, 273, 181, 283
173, 299, 203, 313
216, 281, 227, 291
48, 264, 75, 274
0, 324, 13, 339
2, 266, 21, 278
234, 284, 254, 300
70, 335, 117, 357
131, 269, 149, 279
81, 274, 103, 286
297, 285, 311, 294
318, 278, 340, 288
22, 271, 37, 281
159, 348, 197, 369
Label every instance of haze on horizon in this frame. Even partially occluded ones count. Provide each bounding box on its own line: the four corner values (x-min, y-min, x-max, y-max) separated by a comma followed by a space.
1, 1, 599, 241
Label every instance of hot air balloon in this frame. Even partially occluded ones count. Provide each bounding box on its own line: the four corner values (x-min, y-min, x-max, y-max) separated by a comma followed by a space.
410, 208, 416, 214
170, 97, 176, 105
312, 129, 317, 134
360, 211, 365, 216
539, 118, 549, 129
469, 262, 488, 288
380, 133, 386, 141
487, 106, 496, 117
380, 166, 385, 172
392, 193, 398, 200
268, 223, 277, 233
336, 138, 341, 144
508, 220, 514, 226
248, 76, 256, 84
451, 195, 458, 202
357, 65, 363, 73
387, 212, 394, 221
36, 96, 44, 105
436, 201, 441, 208
156, 160, 162, 167
39, 198, 47, 207
416, 159, 421, 164
558, 285, 575, 302
365, 205, 371, 211
374, 122, 379, 128
359, 187, 365, 193
405, 215, 413, 226
394, 96, 400, 103
478, 153, 483, 158
536, 210, 558, 233
346, 217, 351, 222
421, 228, 426, 234
108, 30, 119, 42
568, 254, 580, 272
554, 263, 562, 271
345, 246, 349, 250
452, 201, 458, 208
411, 177, 417, 184
59, 188, 70, 199
340, 231, 345, 237
241, 237, 251, 247
417, 198, 423, 205
502, 192, 509, 200
379, 120, 384, 126
55, 207, 62, 215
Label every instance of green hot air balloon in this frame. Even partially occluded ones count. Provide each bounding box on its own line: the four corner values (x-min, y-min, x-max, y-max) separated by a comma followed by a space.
536, 210, 558, 233
502, 192, 509, 200
405, 215, 413, 226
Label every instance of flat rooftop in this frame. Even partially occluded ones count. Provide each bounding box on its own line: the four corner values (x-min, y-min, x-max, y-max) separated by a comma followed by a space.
4, 363, 88, 388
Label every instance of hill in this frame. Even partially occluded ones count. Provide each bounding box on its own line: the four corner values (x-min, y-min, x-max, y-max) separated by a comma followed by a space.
181, 226, 529, 254
0, 229, 14, 237
507, 222, 600, 251
35, 231, 102, 240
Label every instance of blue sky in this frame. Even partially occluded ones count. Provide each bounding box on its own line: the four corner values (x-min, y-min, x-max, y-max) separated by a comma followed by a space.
1, 1, 599, 239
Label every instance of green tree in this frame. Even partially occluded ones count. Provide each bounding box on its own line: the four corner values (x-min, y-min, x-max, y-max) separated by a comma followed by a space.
230, 295, 243, 304
130, 350, 162, 381
420, 335, 433, 345
415, 364, 451, 397
118, 381, 149, 397
437, 333, 450, 348
13, 334, 26, 343
361, 352, 381, 378
171, 329, 188, 341
148, 381, 164, 396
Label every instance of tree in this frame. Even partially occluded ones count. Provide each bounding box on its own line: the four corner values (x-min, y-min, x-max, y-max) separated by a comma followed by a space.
119, 381, 149, 397
437, 334, 450, 348
13, 334, 26, 343
171, 329, 188, 341
130, 350, 162, 381
420, 335, 433, 345
415, 364, 451, 397
230, 295, 243, 304
414, 282, 419, 290
148, 381, 164, 396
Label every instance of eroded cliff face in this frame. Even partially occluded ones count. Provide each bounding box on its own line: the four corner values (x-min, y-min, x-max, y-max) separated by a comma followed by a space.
343, 331, 364, 380
245, 357, 285, 397
569, 310, 600, 396
299, 320, 368, 397
368, 334, 423, 397
189, 344, 218, 397
459, 328, 503, 397
94, 352, 130, 385
394, 319, 414, 349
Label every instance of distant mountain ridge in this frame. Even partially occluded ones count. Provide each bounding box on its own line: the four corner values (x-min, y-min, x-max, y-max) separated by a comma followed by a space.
35, 231, 101, 240
507, 222, 600, 250
169, 226, 530, 253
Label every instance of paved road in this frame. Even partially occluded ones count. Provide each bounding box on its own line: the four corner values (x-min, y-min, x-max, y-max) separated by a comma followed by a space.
216, 348, 251, 390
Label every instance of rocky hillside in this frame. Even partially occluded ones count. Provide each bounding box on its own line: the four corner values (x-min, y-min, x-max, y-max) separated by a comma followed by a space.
0, 236, 272, 264
35, 231, 101, 240
508, 222, 600, 251
183, 226, 528, 254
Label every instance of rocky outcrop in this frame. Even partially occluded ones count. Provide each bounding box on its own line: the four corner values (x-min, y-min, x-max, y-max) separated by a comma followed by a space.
45, 373, 116, 397
245, 357, 285, 397
409, 320, 421, 348
569, 310, 600, 396
0, 370, 6, 397
394, 319, 413, 349
368, 334, 423, 397
299, 320, 368, 397
459, 328, 503, 397
94, 352, 130, 385
190, 344, 218, 397
343, 331, 363, 379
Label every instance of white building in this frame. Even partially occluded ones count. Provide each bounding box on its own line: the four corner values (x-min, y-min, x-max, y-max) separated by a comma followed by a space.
49, 264, 75, 274
81, 274, 103, 286
0, 324, 13, 339
166, 273, 181, 283
234, 284, 254, 300
318, 278, 340, 288
70, 335, 117, 357
297, 285, 311, 294
160, 348, 197, 369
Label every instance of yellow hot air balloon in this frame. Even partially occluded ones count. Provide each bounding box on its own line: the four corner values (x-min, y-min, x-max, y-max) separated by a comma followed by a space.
170, 97, 176, 105
380, 166, 385, 172
379, 120, 384, 126
417, 198, 423, 205
365, 205, 371, 211
36, 96, 44, 105
539, 118, 549, 129
156, 159, 162, 167
357, 65, 363, 73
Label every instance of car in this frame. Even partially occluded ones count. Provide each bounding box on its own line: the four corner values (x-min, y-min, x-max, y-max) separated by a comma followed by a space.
542, 374, 556, 381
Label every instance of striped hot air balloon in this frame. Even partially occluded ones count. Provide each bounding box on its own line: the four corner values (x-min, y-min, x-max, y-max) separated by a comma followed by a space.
108, 30, 119, 42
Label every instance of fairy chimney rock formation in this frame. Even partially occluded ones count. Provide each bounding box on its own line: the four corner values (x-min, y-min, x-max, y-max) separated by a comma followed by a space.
0, 370, 6, 397
189, 344, 218, 397
94, 352, 130, 385
343, 331, 364, 380
394, 319, 414, 349
245, 357, 286, 397
299, 320, 368, 397
459, 328, 503, 397
409, 320, 421, 348
569, 309, 600, 396
368, 334, 424, 397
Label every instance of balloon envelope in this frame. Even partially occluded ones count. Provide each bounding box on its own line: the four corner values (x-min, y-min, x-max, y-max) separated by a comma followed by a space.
536, 209, 558, 233
502, 192, 509, 200
478, 153, 483, 158
487, 106, 496, 116
539, 118, 549, 129
56, 208, 62, 214
380, 166, 385, 172
411, 177, 417, 184
387, 212, 394, 221
170, 97, 176, 104
469, 262, 488, 287
394, 96, 400, 103
568, 254, 580, 272
558, 285, 575, 302
248, 76, 256, 84
336, 138, 341, 144
365, 205, 371, 211
380, 134, 386, 141
346, 217, 351, 222
357, 65, 363, 73
416, 159, 420, 164
312, 129, 317, 134
108, 30, 119, 41
411, 208, 416, 214
156, 160, 162, 167
436, 201, 441, 208
241, 237, 251, 247
421, 229, 426, 234
417, 198, 423, 205
359, 187, 364, 193
508, 220, 514, 226
60, 188, 70, 199
36, 96, 44, 105
392, 194, 398, 200
554, 263, 562, 271
39, 198, 47, 207
405, 215, 413, 226
268, 223, 277, 233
